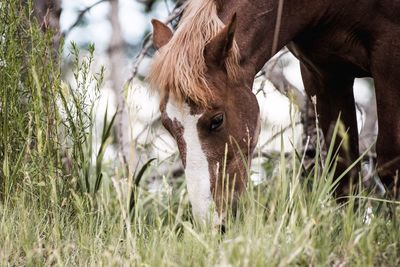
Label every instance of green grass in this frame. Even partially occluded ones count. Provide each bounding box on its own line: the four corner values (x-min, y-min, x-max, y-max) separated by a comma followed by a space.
1, 155, 400, 266
1, 1, 400, 266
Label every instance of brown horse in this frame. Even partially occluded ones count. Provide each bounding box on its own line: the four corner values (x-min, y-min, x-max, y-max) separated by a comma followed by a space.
148, 0, 400, 226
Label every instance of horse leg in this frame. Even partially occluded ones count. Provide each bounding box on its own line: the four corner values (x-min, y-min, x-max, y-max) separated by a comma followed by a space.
300, 62, 360, 198
372, 60, 400, 199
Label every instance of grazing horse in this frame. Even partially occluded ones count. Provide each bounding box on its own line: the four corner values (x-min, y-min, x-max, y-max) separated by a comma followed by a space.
148, 0, 400, 226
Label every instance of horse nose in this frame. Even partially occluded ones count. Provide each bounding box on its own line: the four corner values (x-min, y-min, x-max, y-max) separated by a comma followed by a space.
215, 196, 239, 234
231, 195, 239, 217
219, 224, 226, 234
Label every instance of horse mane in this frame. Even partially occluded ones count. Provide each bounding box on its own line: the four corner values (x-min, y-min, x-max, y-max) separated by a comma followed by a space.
147, 0, 240, 107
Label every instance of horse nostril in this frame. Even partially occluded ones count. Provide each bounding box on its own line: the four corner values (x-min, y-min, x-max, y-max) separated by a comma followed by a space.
231, 197, 239, 218
219, 224, 226, 234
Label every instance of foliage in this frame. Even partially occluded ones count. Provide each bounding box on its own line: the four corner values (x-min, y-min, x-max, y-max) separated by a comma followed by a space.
0, 0, 62, 200
0, 1, 399, 266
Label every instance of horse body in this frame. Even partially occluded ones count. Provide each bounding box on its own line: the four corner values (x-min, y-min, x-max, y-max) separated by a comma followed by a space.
149, 0, 400, 227
218, 0, 400, 195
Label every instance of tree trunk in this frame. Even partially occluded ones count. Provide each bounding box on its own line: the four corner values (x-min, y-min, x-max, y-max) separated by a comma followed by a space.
108, 0, 137, 176
33, 0, 62, 50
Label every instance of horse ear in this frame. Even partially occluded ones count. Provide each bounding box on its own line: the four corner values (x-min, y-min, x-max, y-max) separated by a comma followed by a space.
151, 19, 173, 50
204, 13, 237, 67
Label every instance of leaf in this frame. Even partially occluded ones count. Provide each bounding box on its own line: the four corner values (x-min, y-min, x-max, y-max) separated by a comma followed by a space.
129, 158, 156, 215
134, 158, 156, 187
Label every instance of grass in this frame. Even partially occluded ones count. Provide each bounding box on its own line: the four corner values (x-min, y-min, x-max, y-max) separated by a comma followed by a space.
1, 1, 400, 266
1, 154, 400, 266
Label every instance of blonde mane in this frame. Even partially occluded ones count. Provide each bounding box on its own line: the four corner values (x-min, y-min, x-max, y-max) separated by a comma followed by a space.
147, 0, 240, 107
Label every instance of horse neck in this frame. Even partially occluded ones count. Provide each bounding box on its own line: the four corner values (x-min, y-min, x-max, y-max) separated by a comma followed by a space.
218, 0, 327, 76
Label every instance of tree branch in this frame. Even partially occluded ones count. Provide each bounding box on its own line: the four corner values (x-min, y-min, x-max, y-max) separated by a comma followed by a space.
63, 0, 109, 37
128, 1, 188, 83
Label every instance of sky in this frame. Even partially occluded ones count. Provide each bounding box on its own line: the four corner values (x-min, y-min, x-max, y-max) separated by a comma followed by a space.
60, 0, 172, 52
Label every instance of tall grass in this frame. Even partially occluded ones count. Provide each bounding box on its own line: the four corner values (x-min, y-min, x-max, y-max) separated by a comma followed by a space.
1, 1, 400, 266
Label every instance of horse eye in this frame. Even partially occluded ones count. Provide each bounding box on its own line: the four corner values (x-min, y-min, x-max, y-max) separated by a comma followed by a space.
210, 113, 224, 132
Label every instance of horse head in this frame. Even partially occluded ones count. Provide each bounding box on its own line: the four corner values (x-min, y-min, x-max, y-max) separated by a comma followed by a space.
149, 8, 260, 227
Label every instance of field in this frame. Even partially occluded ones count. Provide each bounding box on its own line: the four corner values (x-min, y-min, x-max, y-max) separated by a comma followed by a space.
1, 2, 400, 266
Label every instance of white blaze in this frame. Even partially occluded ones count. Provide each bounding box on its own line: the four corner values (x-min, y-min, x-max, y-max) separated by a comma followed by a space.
166, 101, 221, 225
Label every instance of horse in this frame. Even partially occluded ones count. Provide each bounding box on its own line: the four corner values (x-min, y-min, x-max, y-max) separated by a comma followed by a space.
147, 0, 400, 227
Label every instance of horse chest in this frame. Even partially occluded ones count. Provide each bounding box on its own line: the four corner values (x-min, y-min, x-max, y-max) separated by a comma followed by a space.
289, 29, 371, 77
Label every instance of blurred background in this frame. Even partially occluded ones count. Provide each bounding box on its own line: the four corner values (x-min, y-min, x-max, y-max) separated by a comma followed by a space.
40, 0, 378, 184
